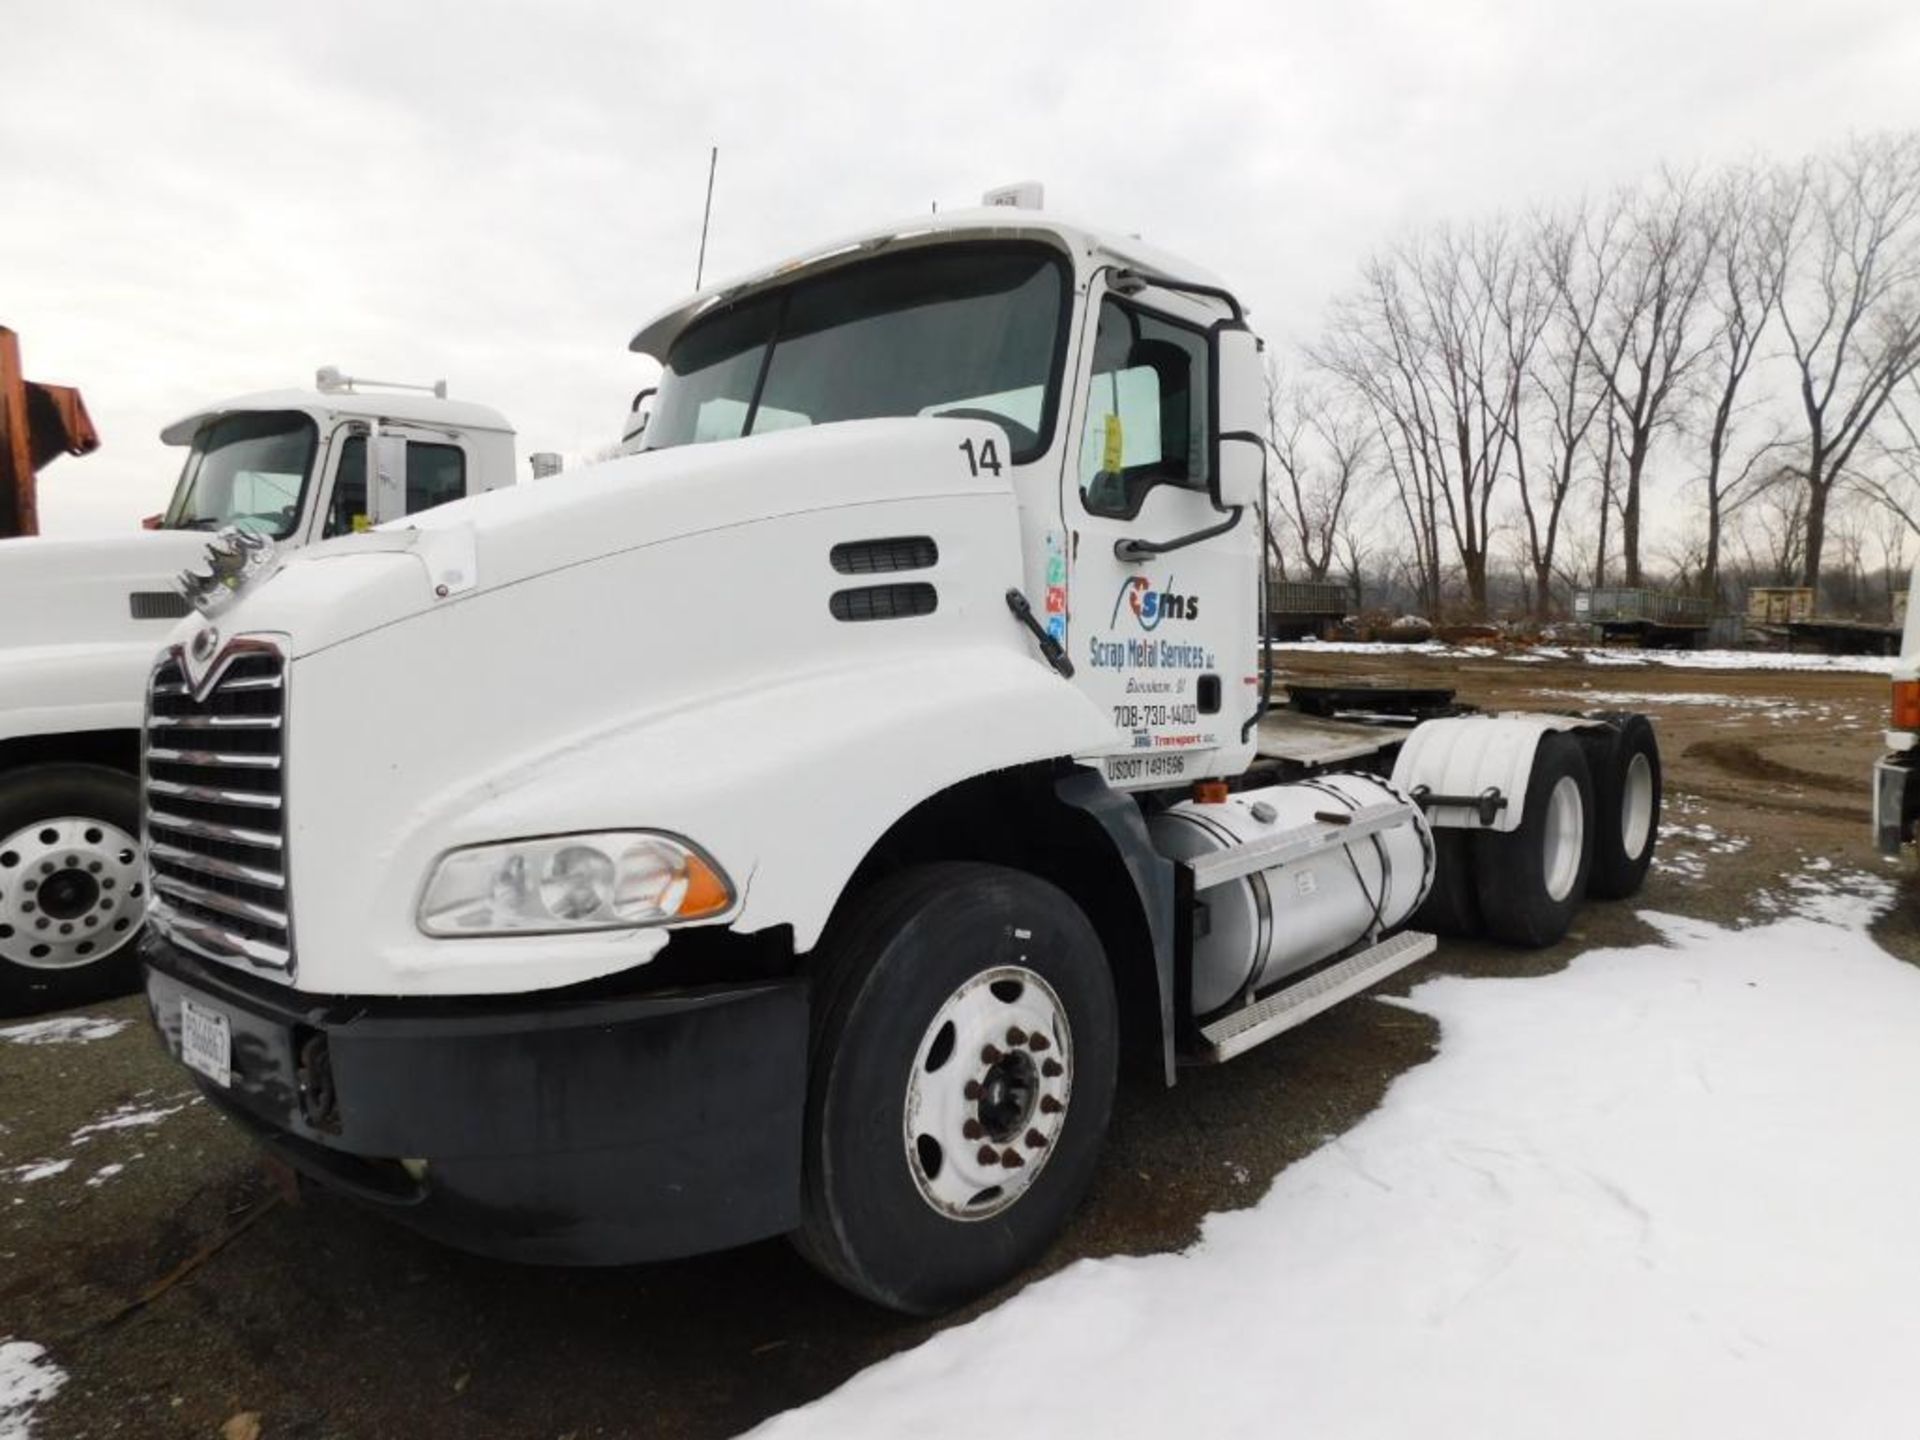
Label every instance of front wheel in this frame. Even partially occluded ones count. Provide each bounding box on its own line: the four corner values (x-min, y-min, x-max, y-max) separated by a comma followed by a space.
796, 863, 1118, 1315
0, 765, 147, 1015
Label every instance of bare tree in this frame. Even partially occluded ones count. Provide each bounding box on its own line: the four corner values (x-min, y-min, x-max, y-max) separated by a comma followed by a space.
1316, 220, 1536, 616
1778, 132, 1920, 588
1518, 208, 1611, 615
1266, 364, 1375, 582
1570, 172, 1716, 587
1694, 163, 1795, 599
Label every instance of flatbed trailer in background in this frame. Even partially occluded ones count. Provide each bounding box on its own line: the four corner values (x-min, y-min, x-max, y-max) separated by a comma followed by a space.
1266, 578, 1349, 640
1575, 586, 1711, 648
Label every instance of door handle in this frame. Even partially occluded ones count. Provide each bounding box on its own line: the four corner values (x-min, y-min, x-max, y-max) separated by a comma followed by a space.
1114, 506, 1244, 564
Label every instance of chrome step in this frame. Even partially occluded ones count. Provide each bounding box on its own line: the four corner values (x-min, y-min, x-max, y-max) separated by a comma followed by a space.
1185, 799, 1420, 892
1195, 929, 1437, 1064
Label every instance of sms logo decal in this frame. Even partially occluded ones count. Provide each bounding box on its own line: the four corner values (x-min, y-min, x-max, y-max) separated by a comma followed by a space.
1110, 575, 1200, 631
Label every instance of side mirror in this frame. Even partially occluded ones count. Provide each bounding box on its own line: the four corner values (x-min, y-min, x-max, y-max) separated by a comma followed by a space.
1214, 326, 1266, 510
1217, 434, 1263, 510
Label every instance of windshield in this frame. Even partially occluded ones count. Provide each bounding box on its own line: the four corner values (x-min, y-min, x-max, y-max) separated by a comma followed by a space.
646, 242, 1069, 464
165, 411, 318, 538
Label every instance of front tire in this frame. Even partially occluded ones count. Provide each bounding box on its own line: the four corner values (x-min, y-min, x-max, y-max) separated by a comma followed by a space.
796, 863, 1118, 1315
0, 765, 146, 1015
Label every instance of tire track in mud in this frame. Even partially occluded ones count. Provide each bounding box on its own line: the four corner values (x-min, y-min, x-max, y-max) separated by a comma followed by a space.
1677, 738, 1868, 822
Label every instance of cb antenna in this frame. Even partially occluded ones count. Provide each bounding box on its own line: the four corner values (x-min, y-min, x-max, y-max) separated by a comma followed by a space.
695, 146, 718, 288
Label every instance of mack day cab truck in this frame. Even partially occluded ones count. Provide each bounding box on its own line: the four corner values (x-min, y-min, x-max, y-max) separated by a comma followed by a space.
138, 197, 1664, 1315
0, 371, 514, 1013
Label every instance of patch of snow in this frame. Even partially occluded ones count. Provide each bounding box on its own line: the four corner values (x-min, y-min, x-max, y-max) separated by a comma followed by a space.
1655, 820, 1751, 884
753, 909, 1920, 1439
69, 1102, 186, 1145
0, 1340, 65, 1440
1753, 862, 1897, 930
3, 1161, 70, 1186
1267, 640, 1900, 676
83, 1163, 126, 1189
0, 1016, 128, 1046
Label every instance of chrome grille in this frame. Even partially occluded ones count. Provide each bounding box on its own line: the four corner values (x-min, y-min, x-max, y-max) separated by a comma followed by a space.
144, 645, 292, 972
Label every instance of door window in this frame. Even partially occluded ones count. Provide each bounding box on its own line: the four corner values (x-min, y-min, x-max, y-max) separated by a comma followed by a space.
1078, 298, 1211, 519
323, 437, 469, 538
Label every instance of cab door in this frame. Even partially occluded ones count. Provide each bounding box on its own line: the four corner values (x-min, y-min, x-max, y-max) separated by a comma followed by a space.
312, 426, 475, 541
1062, 282, 1260, 789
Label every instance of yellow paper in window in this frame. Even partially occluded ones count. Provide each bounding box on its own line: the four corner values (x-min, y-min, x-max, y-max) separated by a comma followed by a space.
1102, 413, 1124, 472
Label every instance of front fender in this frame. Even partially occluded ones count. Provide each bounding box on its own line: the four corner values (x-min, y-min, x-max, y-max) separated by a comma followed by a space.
451, 647, 1113, 950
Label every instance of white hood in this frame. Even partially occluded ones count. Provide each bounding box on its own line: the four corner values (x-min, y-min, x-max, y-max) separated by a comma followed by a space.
0, 532, 212, 653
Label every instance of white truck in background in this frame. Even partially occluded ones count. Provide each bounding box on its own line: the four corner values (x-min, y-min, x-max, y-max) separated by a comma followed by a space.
0, 372, 514, 1012
138, 198, 1662, 1314
1874, 567, 1920, 853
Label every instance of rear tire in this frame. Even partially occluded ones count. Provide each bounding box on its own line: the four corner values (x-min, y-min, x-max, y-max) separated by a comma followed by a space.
1410, 828, 1480, 936
0, 765, 145, 1016
796, 862, 1118, 1315
1470, 734, 1594, 947
1577, 713, 1662, 900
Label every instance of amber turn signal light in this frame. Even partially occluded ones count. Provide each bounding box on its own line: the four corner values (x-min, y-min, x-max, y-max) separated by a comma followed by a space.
1893, 679, 1920, 731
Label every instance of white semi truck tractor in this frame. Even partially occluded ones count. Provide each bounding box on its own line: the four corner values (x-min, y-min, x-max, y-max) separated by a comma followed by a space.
138, 200, 1661, 1313
0, 372, 514, 1012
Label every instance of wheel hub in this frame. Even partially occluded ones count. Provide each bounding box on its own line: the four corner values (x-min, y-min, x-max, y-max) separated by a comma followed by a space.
904, 965, 1073, 1222
976, 1049, 1038, 1143
0, 817, 145, 971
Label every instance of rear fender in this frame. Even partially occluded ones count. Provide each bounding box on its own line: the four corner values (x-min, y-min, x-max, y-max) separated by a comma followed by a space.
1391, 713, 1607, 833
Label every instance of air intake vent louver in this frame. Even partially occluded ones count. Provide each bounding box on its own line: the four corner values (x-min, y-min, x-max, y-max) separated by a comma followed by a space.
829, 583, 939, 622
144, 647, 292, 972
830, 537, 938, 575
129, 591, 191, 621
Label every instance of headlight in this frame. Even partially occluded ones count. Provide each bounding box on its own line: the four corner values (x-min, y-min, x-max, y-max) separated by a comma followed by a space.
417, 832, 734, 937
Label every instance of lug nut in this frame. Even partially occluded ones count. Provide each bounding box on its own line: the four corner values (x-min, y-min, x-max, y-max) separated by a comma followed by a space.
1000, 1148, 1025, 1169
981, 1044, 1004, 1065
1040, 1096, 1064, 1115
962, 1120, 984, 1141
1029, 1034, 1052, 1052
963, 1080, 982, 1100
1026, 1129, 1048, 1149
977, 1146, 1001, 1167
1042, 1059, 1064, 1078
1006, 1026, 1029, 1047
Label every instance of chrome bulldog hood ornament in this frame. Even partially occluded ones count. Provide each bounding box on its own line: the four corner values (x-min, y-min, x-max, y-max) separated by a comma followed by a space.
174, 528, 278, 617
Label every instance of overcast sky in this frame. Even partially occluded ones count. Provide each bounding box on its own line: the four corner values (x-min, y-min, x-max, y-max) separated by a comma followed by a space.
7, 0, 1919, 536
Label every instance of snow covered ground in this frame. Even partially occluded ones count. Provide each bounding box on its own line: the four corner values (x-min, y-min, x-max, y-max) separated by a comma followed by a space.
1271, 639, 1903, 676
754, 882, 1919, 1439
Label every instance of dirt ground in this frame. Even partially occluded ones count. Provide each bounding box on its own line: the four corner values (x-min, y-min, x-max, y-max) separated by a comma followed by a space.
4, 648, 1911, 1440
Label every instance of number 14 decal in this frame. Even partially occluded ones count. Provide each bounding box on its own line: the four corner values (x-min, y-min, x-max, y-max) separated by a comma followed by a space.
958, 437, 1003, 477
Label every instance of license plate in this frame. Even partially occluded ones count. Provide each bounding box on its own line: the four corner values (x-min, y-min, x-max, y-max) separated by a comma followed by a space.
179, 997, 232, 1088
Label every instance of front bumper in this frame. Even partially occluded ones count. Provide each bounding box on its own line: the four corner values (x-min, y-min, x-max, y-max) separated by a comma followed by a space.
1874, 753, 1920, 857
142, 933, 807, 1265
